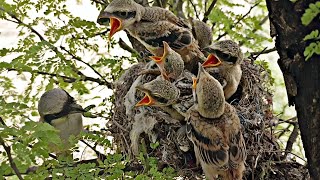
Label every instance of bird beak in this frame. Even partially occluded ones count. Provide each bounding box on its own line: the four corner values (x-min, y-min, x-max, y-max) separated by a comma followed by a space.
149, 56, 163, 63
97, 12, 122, 40
149, 56, 167, 79
69, 103, 86, 114
135, 94, 155, 107
149, 41, 170, 63
149, 42, 171, 80
109, 17, 122, 39
97, 11, 111, 25
162, 41, 170, 58
192, 77, 197, 90
198, 62, 206, 78
192, 77, 197, 103
202, 54, 221, 67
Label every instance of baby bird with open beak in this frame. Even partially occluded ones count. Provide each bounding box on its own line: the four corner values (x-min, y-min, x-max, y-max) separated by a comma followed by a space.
202, 40, 243, 100
97, 0, 204, 72
135, 75, 180, 107
141, 41, 184, 81
97, 0, 190, 39
186, 63, 246, 180
38, 88, 85, 145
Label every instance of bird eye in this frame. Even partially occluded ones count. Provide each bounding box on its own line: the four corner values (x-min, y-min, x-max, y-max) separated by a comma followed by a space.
153, 95, 168, 104
119, 11, 128, 17
221, 52, 231, 60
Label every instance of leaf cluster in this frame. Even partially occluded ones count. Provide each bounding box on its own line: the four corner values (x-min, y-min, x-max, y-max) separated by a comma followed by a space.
301, 1, 320, 60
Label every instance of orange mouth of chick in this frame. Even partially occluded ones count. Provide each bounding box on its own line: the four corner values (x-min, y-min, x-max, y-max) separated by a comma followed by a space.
149, 56, 162, 63
109, 17, 122, 39
135, 94, 155, 107
202, 54, 221, 67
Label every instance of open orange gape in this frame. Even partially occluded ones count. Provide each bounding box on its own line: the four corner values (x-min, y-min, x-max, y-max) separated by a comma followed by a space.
109, 17, 122, 39
202, 54, 221, 67
135, 94, 155, 107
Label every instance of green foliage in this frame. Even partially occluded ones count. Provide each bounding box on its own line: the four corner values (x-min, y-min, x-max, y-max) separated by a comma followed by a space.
303, 30, 320, 60
301, 2, 320, 60
150, 141, 160, 150
303, 30, 320, 41
304, 41, 320, 60
301, 1, 320, 26
255, 60, 275, 87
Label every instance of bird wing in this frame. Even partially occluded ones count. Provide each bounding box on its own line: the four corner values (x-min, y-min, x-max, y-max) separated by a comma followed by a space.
129, 21, 193, 51
229, 129, 246, 169
206, 68, 227, 88
224, 104, 247, 169
143, 7, 191, 29
186, 109, 229, 169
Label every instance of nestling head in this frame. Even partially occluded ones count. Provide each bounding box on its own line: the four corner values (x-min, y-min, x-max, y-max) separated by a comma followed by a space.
97, 0, 143, 39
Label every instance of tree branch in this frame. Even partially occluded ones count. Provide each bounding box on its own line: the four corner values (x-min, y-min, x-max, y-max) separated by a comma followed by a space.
172, 0, 185, 18
80, 140, 107, 160
250, 47, 277, 56
188, 0, 200, 20
0, 7, 45, 42
0, 118, 23, 180
0, 117, 58, 160
7, 68, 110, 86
74, 29, 110, 40
249, 47, 277, 61
59, 46, 112, 89
284, 122, 299, 158
217, 2, 259, 40
202, 0, 218, 23
0, 6, 112, 89
119, 38, 140, 56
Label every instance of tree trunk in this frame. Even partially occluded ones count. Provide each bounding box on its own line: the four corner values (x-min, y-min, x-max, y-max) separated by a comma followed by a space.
266, 0, 320, 179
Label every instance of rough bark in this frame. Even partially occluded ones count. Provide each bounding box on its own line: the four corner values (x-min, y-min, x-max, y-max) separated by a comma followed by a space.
266, 0, 320, 179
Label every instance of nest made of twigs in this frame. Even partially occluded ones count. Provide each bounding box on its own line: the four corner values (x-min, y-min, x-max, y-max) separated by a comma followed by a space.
109, 59, 308, 179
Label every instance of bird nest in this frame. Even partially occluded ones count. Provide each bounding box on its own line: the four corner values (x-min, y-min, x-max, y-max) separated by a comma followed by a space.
109, 59, 308, 179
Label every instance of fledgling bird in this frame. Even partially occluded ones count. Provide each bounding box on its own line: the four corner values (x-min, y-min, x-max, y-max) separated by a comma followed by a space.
189, 18, 213, 49
38, 88, 84, 145
135, 75, 180, 107
97, 0, 190, 39
202, 40, 243, 100
142, 41, 184, 81
186, 64, 246, 180
97, 0, 204, 72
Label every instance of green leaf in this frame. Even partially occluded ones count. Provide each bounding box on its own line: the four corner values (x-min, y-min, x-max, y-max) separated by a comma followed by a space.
304, 30, 320, 41
150, 141, 160, 150
304, 41, 320, 60
301, 2, 320, 25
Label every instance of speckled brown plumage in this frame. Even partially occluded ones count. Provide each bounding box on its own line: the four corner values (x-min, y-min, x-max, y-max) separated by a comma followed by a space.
187, 64, 246, 180
203, 40, 243, 100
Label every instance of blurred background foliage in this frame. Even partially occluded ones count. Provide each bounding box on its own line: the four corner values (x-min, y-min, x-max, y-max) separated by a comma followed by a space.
0, 0, 303, 179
